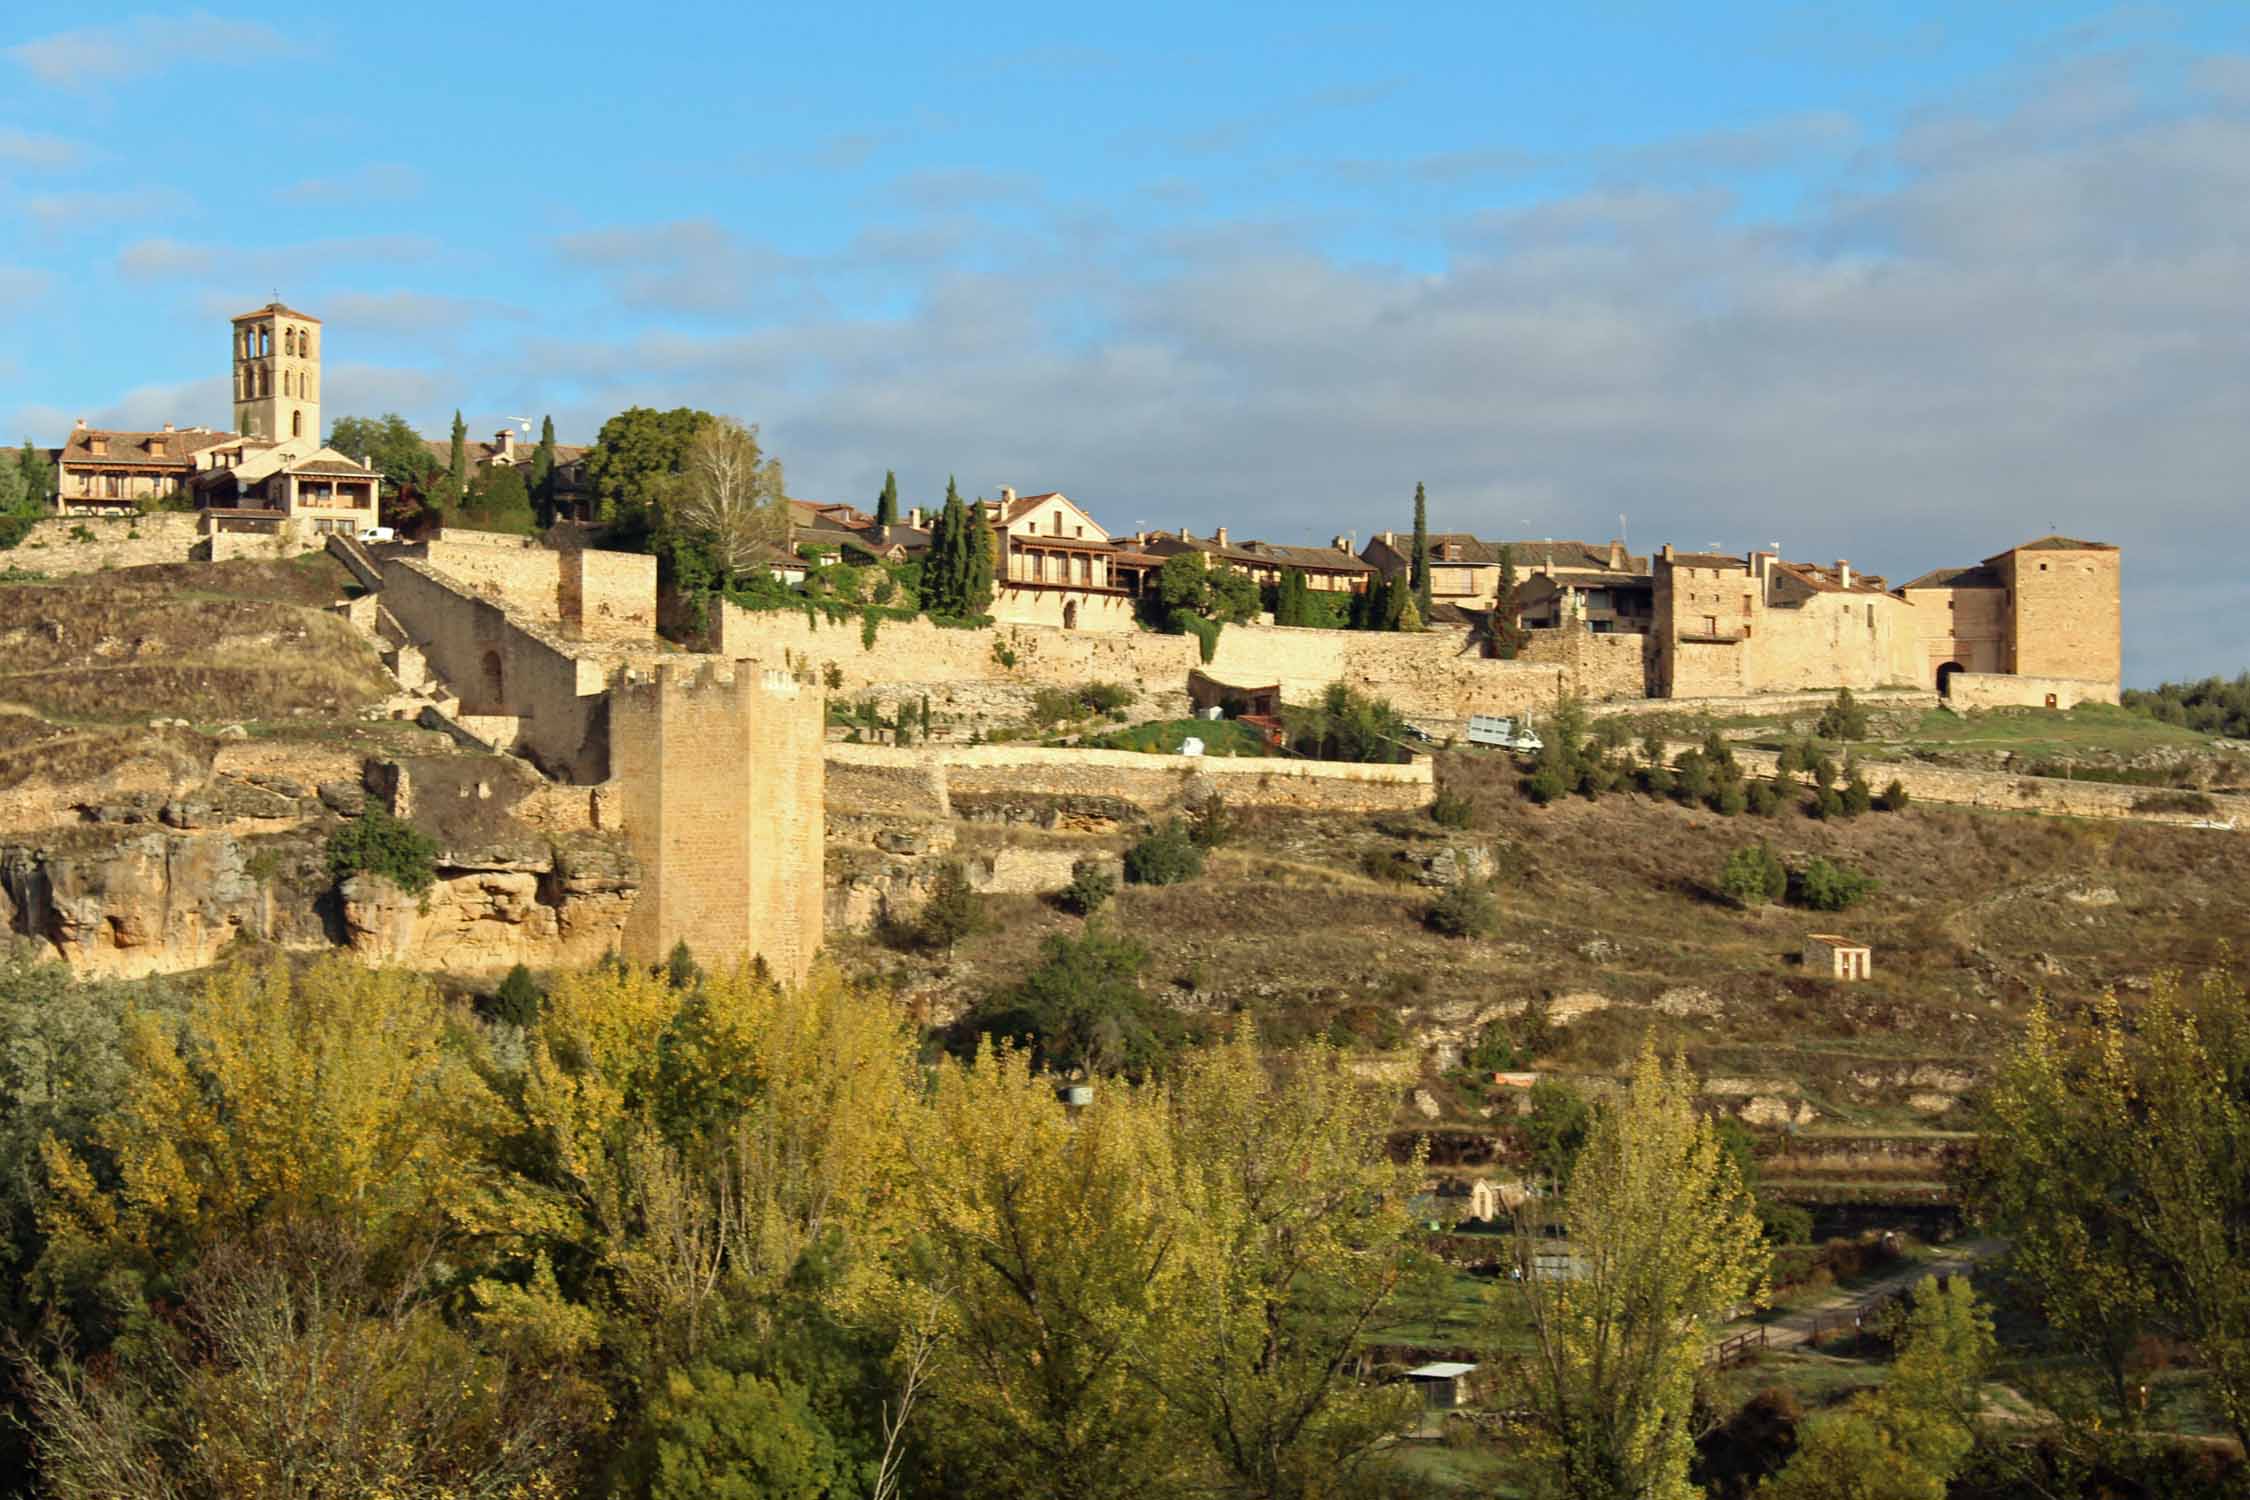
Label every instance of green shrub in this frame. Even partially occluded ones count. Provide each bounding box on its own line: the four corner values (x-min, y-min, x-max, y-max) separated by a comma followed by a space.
1876, 778, 1911, 811
1808, 785, 1845, 820
1123, 819, 1204, 885
483, 963, 543, 1028
1186, 790, 1233, 849
1816, 686, 1870, 741
1425, 882, 1498, 938
1839, 773, 1874, 817
1795, 857, 1875, 912
1719, 843, 1787, 907
2131, 789, 2219, 815
1430, 788, 1475, 828
1058, 856, 1117, 917
963, 922, 1172, 1077
1712, 780, 1749, 817
1030, 686, 1083, 725
916, 860, 985, 951
1077, 681, 1135, 714
1523, 765, 1571, 805
1746, 780, 1781, 816
325, 807, 439, 895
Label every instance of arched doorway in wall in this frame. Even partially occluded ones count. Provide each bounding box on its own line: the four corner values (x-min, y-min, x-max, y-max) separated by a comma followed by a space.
1062, 600, 1079, 630
481, 650, 505, 708
1937, 661, 1964, 698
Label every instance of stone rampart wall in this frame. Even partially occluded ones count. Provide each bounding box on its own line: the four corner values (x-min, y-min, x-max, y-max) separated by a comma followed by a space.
411, 532, 563, 622
561, 548, 657, 641
826, 743, 1432, 819
1946, 673, 2119, 711
714, 603, 1647, 721
380, 560, 612, 781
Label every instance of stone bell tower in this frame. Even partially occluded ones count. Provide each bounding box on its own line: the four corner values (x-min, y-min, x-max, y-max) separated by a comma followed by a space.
230, 300, 321, 448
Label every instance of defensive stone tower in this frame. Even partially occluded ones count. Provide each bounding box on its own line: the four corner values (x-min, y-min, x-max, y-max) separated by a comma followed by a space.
230, 300, 321, 446
610, 659, 825, 983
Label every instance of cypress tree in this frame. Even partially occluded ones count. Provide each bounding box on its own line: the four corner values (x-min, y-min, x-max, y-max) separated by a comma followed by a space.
965, 494, 996, 614
926, 477, 970, 615
530, 415, 557, 524
1494, 544, 1529, 659
1410, 481, 1432, 615
876, 469, 898, 528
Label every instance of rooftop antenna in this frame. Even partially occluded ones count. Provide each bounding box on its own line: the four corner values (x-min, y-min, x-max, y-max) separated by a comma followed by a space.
505, 417, 535, 433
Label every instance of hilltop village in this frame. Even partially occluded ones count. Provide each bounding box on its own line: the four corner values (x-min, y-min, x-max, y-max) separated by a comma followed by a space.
0, 300, 2140, 980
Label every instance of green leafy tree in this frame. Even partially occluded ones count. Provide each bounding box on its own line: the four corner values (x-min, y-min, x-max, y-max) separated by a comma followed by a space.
668, 416, 789, 583
584, 405, 715, 531
1520, 1078, 1593, 1186
1206, 563, 1259, 624
18, 440, 57, 509
1410, 481, 1432, 615
1795, 857, 1874, 912
922, 479, 973, 616
965, 924, 1172, 1079
875, 469, 898, 527
1506, 1044, 1768, 1500
327, 413, 436, 496
1156, 549, 1210, 616
1720, 843, 1787, 907
639, 1363, 859, 1500
1059, 857, 1117, 917
1123, 819, 1205, 885
442, 409, 468, 509
459, 462, 536, 535
1426, 881, 1498, 938
1961, 968, 2250, 1454
487, 963, 544, 1028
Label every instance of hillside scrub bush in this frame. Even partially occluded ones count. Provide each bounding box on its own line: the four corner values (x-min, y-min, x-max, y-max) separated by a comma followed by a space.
2132, 789, 2220, 815
1840, 773, 1874, 817
1720, 843, 1788, 907
1808, 785, 1846, 821
1877, 778, 1911, 812
1186, 790, 1234, 849
1430, 788, 1475, 828
1123, 819, 1205, 885
1816, 686, 1871, 741
1712, 780, 1749, 817
1425, 882, 1498, 939
1077, 680, 1136, 714
1058, 857, 1116, 917
482, 963, 543, 1028
1524, 764, 1571, 805
916, 860, 985, 951
326, 807, 440, 895
1794, 857, 1876, 912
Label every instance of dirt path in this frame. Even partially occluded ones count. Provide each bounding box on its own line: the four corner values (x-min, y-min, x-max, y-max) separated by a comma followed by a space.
1717, 1238, 2009, 1357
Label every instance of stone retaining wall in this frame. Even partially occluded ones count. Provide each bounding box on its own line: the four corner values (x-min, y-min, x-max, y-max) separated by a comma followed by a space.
1946, 672, 2117, 711
7, 513, 206, 574
826, 743, 1432, 819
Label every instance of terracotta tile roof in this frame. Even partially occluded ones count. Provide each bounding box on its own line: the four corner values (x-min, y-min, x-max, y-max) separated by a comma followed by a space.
1771, 560, 1888, 594
1363, 533, 1643, 572
1661, 551, 1747, 569
287, 459, 379, 477
422, 437, 590, 470
59, 427, 237, 467
230, 301, 322, 324
1233, 538, 1375, 572
1899, 563, 2004, 591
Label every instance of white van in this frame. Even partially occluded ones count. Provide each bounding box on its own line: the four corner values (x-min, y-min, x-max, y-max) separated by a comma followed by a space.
358, 525, 397, 543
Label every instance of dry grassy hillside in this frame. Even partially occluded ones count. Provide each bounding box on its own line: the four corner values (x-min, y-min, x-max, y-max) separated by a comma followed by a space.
840, 745, 2250, 1145
0, 556, 389, 727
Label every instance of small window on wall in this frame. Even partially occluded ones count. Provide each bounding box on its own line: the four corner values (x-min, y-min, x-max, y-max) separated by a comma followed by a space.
292, 412, 303, 438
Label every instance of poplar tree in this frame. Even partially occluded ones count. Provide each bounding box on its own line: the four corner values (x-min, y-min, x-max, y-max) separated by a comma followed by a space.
875, 469, 898, 528
1410, 481, 1432, 615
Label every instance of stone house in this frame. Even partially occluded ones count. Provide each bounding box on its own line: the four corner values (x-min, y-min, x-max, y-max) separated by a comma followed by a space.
424, 426, 593, 517
1898, 536, 2121, 701
1804, 934, 1871, 981
1138, 526, 1374, 596
981, 488, 1158, 632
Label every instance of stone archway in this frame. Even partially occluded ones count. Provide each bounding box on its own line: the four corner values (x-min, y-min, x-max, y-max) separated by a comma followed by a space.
1936, 661, 1964, 698
481, 649, 505, 708
1062, 600, 1079, 630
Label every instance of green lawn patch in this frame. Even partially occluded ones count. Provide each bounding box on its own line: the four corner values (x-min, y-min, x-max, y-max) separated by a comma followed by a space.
1079, 717, 1270, 756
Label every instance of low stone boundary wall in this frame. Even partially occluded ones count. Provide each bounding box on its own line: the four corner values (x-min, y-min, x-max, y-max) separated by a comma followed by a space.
1676, 740, 2250, 828
1946, 673, 2116, 711
1596, 689, 1938, 720
826, 743, 1433, 820
6, 513, 206, 574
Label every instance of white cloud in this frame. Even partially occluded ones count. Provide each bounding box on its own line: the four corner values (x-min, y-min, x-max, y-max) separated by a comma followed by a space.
0, 126, 85, 169
279, 163, 425, 202
7, 10, 295, 87
28, 187, 196, 228
116, 234, 442, 281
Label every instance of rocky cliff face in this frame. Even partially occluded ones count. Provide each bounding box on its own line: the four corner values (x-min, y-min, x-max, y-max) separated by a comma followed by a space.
0, 761, 640, 979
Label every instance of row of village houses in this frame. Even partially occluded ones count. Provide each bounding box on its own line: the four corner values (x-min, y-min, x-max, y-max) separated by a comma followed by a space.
30, 299, 2119, 700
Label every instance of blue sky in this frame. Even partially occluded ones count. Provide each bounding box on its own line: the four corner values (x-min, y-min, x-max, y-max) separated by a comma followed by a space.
4, 3, 2249, 684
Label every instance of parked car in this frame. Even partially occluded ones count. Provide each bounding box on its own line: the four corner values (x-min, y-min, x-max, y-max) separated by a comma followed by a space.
357, 525, 397, 543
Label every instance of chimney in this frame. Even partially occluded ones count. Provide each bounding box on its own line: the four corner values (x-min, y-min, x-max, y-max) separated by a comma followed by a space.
1214, 526, 1229, 546
163, 421, 176, 433
1180, 526, 1194, 543
1659, 543, 1675, 563
73, 417, 86, 431
908, 505, 925, 528
496, 429, 515, 459
1000, 485, 1016, 504
1608, 538, 1624, 570
1835, 560, 1852, 588
1381, 529, 1396, 546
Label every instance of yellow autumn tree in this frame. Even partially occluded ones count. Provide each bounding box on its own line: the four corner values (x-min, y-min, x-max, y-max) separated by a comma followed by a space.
478, 960, 921, 1363
900, 1041, 1188, 1500
1158, 1021, 1423, 1499
40, 956, 503, 1281
1506, 1041, 1769, 1500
